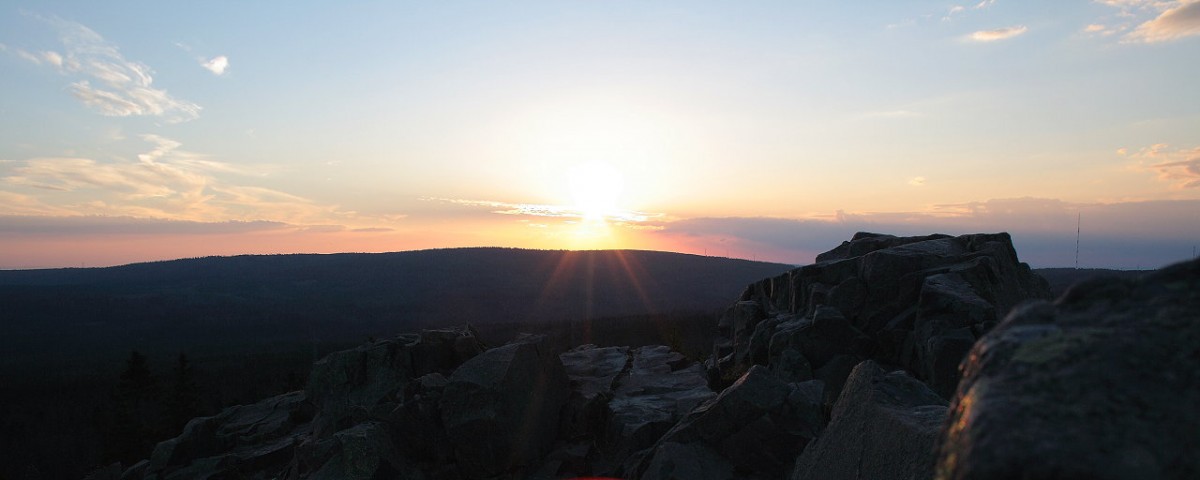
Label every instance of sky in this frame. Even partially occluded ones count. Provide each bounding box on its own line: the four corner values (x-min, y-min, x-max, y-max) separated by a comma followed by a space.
1, 1, 1198, 269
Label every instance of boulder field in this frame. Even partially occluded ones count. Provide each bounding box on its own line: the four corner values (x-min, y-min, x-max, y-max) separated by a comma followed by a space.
90, 233, 1198, 480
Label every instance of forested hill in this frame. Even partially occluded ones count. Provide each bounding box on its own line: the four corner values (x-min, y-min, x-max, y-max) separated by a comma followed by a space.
0, 248, 792, 367
0, 248, 792, 316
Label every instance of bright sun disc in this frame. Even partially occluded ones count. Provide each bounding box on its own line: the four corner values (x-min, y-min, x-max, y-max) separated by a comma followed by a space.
568, 162, 624, 220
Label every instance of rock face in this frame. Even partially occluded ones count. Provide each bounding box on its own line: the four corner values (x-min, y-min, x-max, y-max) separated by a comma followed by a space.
709, 232, 1050, 399
289, 326, 487, 479
791, 360, 947, 480
125, 325, 715, 480
605, 346, 717, 461
132, 326, 484, 480
440, 334, 570, 478
144, 390, 311, 480
630, 366, 824, 480
305, 327, 486, 438
934, 258, 1200, 480
550, 344, 716, 478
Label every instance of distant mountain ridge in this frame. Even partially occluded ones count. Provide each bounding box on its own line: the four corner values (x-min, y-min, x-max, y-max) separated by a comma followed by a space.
0, 248, 792, 368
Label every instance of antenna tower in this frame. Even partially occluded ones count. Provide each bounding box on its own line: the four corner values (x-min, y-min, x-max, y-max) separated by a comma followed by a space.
1075, 213, 1081, 270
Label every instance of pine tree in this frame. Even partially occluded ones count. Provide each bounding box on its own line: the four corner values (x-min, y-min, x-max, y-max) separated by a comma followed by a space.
108, 350, 159, 464
166, 353, 199, 433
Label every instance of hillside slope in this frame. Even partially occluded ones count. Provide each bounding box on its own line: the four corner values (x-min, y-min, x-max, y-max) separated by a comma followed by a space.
0, 248, 792, 369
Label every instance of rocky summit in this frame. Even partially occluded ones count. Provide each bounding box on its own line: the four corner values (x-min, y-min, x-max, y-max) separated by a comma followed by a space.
707, 232, 1051, 399
91, 233, 1198, 480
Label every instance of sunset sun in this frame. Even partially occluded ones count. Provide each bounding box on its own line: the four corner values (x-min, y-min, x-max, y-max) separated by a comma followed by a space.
568, 162, 625, 221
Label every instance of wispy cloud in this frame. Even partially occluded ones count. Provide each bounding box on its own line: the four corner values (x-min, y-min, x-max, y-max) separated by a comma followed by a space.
967, 25, 1029, 41
0, 215, 289, 236
2, 44, 64, 67
941, 1, 998, 22
427, 197, 663, 226
1082, 23, 1123, 36
1092, 0, 1200, 43
0, 135, 362, 226
202, 55, 229, 75
909, 176, 927, 186
5, 14, 200, 122
1125, 0, 1200, 42
1126, 143, 1200, 188
0, 191, 75, 216
944, 5, 967, 21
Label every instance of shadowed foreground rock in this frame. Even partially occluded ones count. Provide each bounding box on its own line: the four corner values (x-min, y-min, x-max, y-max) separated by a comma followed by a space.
545, 344, 715, 478
630, 365, 823, 480
791, 360, 947, 480
119, 327, 714, 480
934, 258, 1200, 480
440, 334, 570, 478
145, 391, 313, 480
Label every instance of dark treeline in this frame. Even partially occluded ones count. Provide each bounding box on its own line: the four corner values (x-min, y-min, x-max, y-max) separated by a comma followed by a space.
0, 248, 790, 372
0, 344, 345, 480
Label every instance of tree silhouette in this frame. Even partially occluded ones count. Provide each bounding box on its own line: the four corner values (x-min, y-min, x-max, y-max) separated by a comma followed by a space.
166, 353, 199, 434
108, 350, 159, 464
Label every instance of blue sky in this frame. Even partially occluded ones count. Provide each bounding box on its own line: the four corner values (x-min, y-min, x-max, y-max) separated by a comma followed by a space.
1, 1, 1198, 268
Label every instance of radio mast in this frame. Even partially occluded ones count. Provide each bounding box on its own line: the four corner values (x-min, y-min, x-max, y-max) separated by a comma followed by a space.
1075, 213, 1081, 270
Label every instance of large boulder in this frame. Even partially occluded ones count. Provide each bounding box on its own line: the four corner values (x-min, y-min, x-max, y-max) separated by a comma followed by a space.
539, 344, 716, 478
439, 334, 570, 478
791, 360, 947, 480
708, 232, 1050, 398
604, 346, 718, 464
630, 366, 824, 480
558, 345, 630, 440
144, 390, 312, 480
306, 326, 485, 437
934, 258, 1200, 479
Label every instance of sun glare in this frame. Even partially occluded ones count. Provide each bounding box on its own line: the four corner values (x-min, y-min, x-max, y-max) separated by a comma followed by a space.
568, 162, 624, 220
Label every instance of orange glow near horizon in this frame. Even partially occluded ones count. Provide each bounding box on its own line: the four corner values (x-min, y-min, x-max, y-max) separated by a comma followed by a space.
0, 214, 708, 269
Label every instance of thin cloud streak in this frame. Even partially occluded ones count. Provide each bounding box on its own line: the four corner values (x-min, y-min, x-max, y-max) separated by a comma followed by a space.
1126, 143, 1200, 188
427, 197, 664, 226
0, 215, 289, 236
968, 25, 1029, 41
